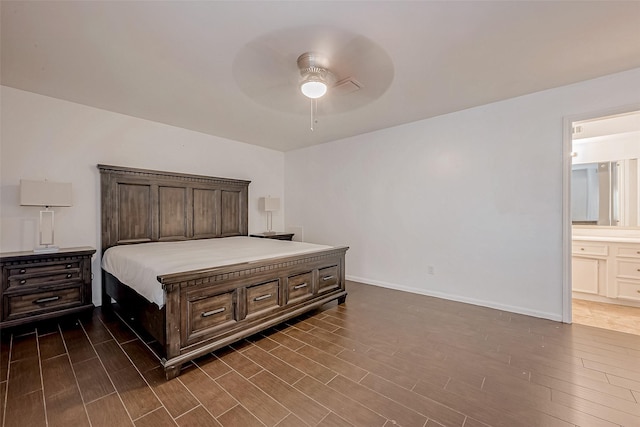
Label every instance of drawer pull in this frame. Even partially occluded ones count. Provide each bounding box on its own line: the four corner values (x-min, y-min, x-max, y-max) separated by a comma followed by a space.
293, 283, 308, 290
33, 296, 60, 304
201, 307, 225, 317
19, 269, 26, 274
253, 294, 272, 302
580, 248, 585, 251
66, 273, 72, 278
322, 275, 335, 281
66, 264, 72, 269
19, 279, 27, 285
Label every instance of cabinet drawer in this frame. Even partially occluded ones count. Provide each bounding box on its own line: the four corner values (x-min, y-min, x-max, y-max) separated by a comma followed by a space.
616, 280, 640, 302
5, 285, 82, 320
616, 260, 640, 280
8, 270, 81, 289
287, 272, 313, 302
187, 291, 236, 336
318, 265, 339, 293
616, 247, 640, 258
572, 243, 608, 257
247, 280, 279, 316
7, 260, 80, 277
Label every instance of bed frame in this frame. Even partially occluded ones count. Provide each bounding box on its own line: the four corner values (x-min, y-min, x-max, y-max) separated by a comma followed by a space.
99, 164, 348, 379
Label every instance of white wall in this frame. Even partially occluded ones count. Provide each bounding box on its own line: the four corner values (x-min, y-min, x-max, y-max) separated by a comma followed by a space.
0, 86, 285, 305
285, 68, 640, 321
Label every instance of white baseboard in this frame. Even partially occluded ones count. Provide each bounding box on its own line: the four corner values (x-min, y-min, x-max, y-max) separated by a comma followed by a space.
346, 275, 563, 322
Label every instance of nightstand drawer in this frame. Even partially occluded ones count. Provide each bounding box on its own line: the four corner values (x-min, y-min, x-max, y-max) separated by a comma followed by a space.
7, 260, 80, 277
8, 270, 81, 289
0, 247, 95, 328
5, 285, 83, 320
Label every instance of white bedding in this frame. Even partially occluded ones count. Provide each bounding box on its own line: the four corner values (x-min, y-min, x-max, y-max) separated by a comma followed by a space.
101, 236, 332, 307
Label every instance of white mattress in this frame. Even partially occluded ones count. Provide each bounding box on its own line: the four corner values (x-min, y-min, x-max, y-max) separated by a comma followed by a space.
101, 236, 332, 308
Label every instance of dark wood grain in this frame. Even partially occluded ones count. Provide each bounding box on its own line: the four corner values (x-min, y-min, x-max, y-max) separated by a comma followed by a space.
99, 165, 348, 379
93, 340, 132, 372
4, 389, 46, 427
61, 323, 97, 364
215, 404, 263, 427
72, 357, 115, 403
38, 330, 66, 360
135, 407, 178, 427
0, 381, 5, 423
215, 370, 290, 426
0, 248, 95, 329
6, 357, 41, 399
142, 366, 199, 418
110, 365, 162, 420
41, 354, 78, 397
176, 364, 237, 417
8, 332, 37, 361
250, 370, 329, 425
2, 283, 640, 426
86, 393, 134, 427
294, 375, 387, 426
45, 386, 90, 427
99, 164, 249, 249
0, 337, 9, 382
175, 406, 222, 427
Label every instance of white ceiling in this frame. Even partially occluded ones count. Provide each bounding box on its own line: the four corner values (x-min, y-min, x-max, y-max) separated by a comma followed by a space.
2, 1, 640, 152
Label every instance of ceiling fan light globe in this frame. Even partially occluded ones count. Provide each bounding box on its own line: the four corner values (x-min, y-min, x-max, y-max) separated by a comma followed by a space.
301, 81, 327, 99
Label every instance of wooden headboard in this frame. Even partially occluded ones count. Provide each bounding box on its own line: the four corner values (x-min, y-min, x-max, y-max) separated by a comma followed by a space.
98, 165, 250, 252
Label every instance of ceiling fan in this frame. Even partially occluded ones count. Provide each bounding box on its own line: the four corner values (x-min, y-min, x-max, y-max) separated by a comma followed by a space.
296, 52, 344, 130
232, 26, 394, 130
296, 52, 363, 98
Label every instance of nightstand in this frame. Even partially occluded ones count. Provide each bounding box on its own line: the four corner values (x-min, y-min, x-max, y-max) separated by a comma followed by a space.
250, 232, 295, 241
0, 247, 96, 329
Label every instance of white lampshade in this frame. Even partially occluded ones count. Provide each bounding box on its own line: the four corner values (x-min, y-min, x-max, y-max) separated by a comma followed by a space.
262, 197, 280, 212
20, 180, 72, 207
20, 179, 72, 253
300, 80, 327, 99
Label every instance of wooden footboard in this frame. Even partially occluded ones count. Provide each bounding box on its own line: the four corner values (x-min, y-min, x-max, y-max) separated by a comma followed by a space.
104, 246, 348, 379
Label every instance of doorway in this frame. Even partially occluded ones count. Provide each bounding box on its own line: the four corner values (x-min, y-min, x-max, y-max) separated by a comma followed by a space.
568, 108, 640, 335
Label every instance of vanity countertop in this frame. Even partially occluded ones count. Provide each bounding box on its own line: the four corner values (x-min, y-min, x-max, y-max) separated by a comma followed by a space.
572, 236, 640, 243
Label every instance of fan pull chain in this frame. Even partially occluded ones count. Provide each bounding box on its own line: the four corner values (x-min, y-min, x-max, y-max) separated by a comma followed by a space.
310, 99, 320, 131
310, 99, 314, 131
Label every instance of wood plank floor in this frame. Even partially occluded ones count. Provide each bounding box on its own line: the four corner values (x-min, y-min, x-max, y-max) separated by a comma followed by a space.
1, 281, 639, 427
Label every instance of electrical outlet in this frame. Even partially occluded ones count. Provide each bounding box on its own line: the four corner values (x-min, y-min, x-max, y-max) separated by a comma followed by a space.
427, 265, 434, 275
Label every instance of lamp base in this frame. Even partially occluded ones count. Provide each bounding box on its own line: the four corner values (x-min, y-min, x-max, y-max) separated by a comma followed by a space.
33, 246, 60, 254
262, 231, 277, 235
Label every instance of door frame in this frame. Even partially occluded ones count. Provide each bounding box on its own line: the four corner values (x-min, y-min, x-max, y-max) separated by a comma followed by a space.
562, 103, 640, 323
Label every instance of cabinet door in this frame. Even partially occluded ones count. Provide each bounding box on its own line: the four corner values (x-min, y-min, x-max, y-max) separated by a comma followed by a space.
572, 257, 599, 294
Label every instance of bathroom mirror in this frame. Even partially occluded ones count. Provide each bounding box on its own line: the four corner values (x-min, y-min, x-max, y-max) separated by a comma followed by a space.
571, 112, 640, 227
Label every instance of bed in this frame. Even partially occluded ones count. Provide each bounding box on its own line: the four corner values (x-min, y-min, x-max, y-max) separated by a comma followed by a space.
99, 164, 348, 379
